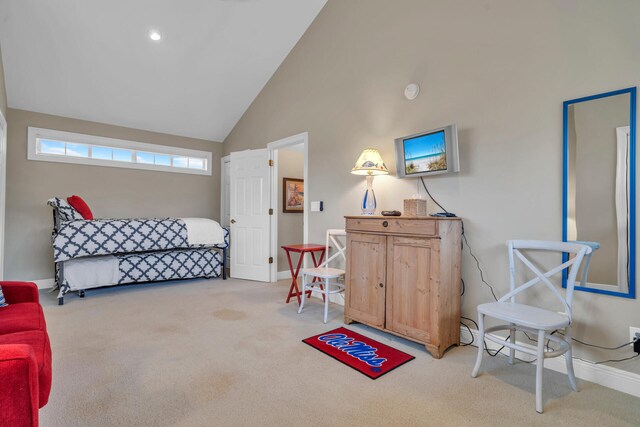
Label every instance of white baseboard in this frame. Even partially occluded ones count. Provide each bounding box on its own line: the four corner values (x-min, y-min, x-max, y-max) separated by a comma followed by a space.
277, 270, 292, 280
460, 326, 640, 398
31, 278, 55, 290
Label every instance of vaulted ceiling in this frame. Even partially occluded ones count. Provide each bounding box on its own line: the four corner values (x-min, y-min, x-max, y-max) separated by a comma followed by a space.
0, 0, 326, 141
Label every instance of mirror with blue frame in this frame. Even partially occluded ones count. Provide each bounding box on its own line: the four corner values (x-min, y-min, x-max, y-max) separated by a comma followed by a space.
562, 87, 636, 298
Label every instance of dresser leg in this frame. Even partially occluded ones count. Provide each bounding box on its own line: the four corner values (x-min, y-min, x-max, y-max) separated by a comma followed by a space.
344, 316, 355, 325
425, 343, 442, 359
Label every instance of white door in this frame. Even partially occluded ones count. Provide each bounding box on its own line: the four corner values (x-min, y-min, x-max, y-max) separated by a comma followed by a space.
230, 149, 271, 281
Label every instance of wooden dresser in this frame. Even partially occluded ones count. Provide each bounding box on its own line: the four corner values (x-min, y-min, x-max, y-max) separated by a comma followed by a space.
344, 216, 462, 358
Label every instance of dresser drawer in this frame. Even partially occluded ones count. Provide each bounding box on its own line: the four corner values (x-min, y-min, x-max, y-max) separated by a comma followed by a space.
345, 217, 437, 236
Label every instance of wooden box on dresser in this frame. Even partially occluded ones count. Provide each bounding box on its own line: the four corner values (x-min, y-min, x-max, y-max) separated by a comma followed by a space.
343, 216, 462, 359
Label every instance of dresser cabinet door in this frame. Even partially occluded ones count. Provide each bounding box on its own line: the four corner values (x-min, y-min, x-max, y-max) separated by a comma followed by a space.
345, 232, 386, 327
386, 236, 439, 343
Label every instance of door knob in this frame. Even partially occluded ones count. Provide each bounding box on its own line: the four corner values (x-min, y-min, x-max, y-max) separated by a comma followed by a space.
230, 219, 236, 224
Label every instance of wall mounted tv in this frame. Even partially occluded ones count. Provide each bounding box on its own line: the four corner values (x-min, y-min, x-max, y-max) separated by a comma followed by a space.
394, 124, 459, 178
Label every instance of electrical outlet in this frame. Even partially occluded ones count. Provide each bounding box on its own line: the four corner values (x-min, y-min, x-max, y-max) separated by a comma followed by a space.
630, 327, 640, 344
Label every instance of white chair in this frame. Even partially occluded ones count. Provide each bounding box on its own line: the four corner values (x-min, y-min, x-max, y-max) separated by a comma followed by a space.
298, 229, 346, 323
471, 240, 592, 413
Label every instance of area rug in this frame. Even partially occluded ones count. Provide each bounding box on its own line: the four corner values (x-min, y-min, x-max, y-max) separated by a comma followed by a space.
302, 327, 415, 379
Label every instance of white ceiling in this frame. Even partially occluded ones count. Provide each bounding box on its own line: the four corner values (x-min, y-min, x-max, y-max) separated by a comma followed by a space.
0, 0, 326, 142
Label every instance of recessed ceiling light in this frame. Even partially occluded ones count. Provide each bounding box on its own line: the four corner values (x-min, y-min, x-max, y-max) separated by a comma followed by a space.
149, 31, 162, 41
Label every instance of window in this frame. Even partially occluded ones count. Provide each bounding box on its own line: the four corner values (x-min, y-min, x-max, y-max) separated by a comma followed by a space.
28, 127, 212, 176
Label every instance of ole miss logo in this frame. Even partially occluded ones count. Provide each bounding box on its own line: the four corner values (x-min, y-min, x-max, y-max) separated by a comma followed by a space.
304, 327, 415, 379
318, 333, 387, 367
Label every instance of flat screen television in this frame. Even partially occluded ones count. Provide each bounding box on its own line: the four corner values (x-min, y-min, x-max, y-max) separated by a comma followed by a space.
394, 124, 459, 178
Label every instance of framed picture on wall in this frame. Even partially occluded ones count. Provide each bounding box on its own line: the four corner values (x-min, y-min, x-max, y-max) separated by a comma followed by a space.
283, 177, 304, 213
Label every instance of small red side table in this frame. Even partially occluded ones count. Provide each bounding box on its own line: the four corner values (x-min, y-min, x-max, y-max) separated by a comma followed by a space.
281, 243, 326, 304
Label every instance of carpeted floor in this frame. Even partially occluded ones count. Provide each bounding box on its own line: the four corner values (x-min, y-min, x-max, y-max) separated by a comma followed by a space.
39, 278, 639, 426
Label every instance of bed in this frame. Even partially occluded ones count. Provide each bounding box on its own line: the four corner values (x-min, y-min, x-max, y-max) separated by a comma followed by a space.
48, 197, 229, 304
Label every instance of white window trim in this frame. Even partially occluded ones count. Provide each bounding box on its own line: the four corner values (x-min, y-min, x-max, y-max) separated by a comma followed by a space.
27, 127, 212, 176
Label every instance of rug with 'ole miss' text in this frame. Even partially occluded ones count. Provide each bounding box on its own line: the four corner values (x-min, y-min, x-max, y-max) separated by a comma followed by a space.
302, 327, 415, 379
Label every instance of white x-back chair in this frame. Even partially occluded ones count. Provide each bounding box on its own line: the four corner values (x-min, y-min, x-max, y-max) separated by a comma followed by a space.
298, 229, 346, 323
471, 240, 592, 413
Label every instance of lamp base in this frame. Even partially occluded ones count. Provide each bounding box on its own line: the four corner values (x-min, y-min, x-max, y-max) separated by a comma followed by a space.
361, 175, 377, 215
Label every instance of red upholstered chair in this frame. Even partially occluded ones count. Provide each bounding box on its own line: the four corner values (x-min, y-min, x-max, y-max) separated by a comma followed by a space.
0, 281, 52, 427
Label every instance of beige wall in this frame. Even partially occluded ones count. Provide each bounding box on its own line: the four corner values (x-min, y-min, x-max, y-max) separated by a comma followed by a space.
572, 94, 630, 285
277, 149, 304, 271
0, 43, 7, 117
5, 108, 222, 281
223, 0, 640, 373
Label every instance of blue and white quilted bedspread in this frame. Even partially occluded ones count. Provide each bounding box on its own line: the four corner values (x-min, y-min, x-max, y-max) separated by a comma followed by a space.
53, 218, 189, 262
117, 248, 223, 284
57, 247, 224, 296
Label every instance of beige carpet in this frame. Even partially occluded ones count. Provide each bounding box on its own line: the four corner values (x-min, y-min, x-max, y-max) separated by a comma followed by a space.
38, 278, 639, 427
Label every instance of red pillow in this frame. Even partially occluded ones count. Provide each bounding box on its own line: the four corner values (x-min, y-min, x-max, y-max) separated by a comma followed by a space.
67, 195, 94, 220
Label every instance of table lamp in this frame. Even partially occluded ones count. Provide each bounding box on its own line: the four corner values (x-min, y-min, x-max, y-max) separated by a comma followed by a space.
351, 148, 389, 215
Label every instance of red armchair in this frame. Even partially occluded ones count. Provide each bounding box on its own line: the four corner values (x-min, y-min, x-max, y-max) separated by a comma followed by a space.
0, 282, 52, 427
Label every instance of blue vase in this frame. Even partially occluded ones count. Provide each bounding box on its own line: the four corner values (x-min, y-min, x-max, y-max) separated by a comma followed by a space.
361, 175, 376, 215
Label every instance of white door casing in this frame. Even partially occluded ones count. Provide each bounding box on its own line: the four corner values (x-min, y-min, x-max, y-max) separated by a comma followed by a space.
220, 155, 232, 272
267, 132, 309, 282
0, 110, 6, 280
220, 155, 231, 228
230, 149, 271, 282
